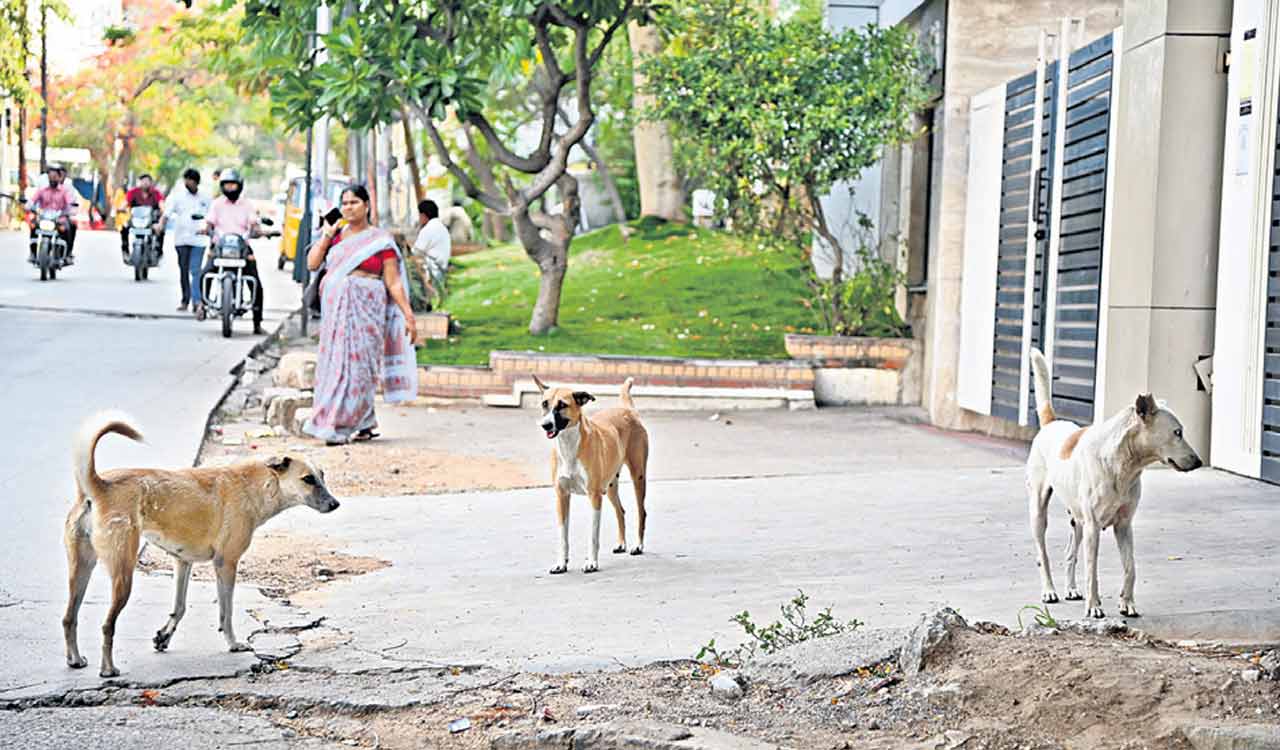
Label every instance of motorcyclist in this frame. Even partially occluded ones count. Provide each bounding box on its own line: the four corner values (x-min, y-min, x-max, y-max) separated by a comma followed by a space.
198, 169, 265, 333
27, 163, 79, 263
121, 173, 164, 262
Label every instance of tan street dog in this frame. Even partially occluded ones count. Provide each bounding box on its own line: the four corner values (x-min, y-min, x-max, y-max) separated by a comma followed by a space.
533, 375, 650, 574
1026, 349, 1202, 619
63, 412, 340, 677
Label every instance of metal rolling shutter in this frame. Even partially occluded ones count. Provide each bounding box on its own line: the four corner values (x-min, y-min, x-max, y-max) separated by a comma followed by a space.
1052, 34, 1114, 424
1263, 77, 1280, 483
991, 70, 1040, 422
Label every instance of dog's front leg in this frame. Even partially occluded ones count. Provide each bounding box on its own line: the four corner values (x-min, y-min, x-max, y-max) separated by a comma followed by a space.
584, 491, 603, 573
1083, 518, 1105, 618
1114, 521, 1139, 617
551, 488, 570, 575
153, 559, 192, 652
214, 555, 251, 652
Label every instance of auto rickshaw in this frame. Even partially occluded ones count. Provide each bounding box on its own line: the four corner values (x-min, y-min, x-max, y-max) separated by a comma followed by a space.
277, 174, 351, 270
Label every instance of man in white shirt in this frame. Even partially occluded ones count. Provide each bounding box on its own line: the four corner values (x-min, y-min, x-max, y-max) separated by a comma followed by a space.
412, 199, 452, 308
163, 168, 212, 313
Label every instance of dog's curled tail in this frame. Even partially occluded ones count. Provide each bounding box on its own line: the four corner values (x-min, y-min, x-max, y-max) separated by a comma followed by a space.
1029, 348, 1055, 426
620, 377, 637, 410
74, 412, 144, 497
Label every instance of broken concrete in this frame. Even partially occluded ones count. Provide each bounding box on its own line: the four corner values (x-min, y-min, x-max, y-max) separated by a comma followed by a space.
741, 627, 907, 686
490, 720, 781, 750
899, 608, 967, 676
1184, 723, 1280, 750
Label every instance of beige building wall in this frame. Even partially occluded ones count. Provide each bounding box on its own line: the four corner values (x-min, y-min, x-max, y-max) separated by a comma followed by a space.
925, 1, 1124, 437
1099, 0, 1230, 459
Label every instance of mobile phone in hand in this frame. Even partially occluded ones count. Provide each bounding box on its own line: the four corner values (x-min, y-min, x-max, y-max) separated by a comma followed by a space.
323, 207, 342, 227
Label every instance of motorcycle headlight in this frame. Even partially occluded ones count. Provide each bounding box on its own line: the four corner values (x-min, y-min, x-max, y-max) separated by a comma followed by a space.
131, 218, 149, 228
38, 219, 56, 231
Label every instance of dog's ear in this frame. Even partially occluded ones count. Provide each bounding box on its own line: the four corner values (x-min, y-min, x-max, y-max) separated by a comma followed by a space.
1135, 394, 1157, 422
266, 455, 292, 473
573, 391, 595, 406
532, 374, 549, 393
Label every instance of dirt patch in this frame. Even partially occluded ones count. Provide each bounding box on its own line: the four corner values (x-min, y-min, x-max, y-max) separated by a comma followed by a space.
201, 426, 541, 497
139, 532, 390, 598
247, 629, 1280, 749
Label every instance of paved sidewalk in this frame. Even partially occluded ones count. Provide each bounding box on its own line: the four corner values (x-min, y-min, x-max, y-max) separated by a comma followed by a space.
260, 406, 1280, 674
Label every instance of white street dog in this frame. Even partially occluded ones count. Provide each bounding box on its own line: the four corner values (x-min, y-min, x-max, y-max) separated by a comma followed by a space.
1026, 348, 1202, 618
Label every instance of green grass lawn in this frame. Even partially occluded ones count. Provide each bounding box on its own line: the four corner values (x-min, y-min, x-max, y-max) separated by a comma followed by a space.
419, 220, 822, 366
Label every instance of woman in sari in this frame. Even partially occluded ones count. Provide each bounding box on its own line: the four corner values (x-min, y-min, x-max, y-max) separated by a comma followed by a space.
303, 184, 420, 445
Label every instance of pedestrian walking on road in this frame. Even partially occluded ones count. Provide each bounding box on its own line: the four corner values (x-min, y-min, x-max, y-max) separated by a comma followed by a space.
302, 184, 420, 445
163, 168, 211, 313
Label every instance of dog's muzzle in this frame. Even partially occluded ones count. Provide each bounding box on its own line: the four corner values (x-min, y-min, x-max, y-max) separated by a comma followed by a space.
1168, 456, 1203, 472
541, 414, 565, 439
313, 493, 341, 513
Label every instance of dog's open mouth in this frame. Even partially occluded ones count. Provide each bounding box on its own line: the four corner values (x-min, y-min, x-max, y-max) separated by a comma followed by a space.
545, 428, 557, 439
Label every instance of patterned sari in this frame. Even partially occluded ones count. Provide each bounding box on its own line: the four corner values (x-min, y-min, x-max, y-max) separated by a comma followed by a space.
302, 227, 417, 443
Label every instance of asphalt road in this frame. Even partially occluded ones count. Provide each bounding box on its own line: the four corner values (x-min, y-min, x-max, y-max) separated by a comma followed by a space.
0, 229, 300, 698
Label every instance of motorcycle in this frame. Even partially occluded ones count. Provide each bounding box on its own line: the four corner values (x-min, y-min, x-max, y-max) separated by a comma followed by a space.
29, 208, 71, 282
126, 205, 162, 281
198, 216, 273, 338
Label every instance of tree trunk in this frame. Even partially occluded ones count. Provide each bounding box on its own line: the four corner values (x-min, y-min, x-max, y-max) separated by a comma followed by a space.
16, 104, 27, 193
400, 109, 424, 206
517, 174, 580, 335
38, 1, 47, 173
628, 21, 685, 222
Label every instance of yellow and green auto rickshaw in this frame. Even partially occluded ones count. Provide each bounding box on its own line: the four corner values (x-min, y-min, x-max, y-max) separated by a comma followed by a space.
277, 174, 351, 270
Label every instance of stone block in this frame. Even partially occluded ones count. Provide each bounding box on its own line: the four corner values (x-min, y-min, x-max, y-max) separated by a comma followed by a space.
266, 394, 314, 431
273, 352, 318, 390
289, 407, 314, 437
417, 312, 450, 340
814, 368, 900, 406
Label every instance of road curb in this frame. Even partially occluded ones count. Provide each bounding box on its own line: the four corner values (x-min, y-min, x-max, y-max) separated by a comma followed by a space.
193, 308, 299, 467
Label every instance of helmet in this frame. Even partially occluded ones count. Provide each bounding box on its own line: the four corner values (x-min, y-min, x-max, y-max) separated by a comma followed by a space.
219, 168, 243, 187
46, 162, 65, 174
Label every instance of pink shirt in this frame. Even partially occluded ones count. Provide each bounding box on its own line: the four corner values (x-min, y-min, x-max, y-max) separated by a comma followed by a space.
205, 196, 259, 241
31, 183, 79, 214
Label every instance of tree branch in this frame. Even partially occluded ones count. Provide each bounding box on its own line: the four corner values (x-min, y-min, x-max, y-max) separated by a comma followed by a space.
131, 66, 191, 101
464, 111, 551, 175
414, 105, 506, 213
587, 0, 633, 70
557, 105, 625, 222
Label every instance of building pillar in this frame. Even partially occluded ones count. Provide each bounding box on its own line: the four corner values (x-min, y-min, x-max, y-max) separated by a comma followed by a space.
1102, 0, 1231, 458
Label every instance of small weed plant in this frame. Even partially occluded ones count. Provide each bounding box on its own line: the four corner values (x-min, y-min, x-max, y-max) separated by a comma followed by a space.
696, 590, 861, 668
1017, 604, 1059, 632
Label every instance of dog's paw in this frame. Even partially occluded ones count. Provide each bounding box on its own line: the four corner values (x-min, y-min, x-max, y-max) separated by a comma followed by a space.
629, 547, 644, 556
583, 562, 599, 574
228, 641, 251, 653
612, 545, 627, 555
1064, 588, 1083, 601
1118, 602, 1140, 618
549, 564, 568, 575
1041, 591, 1059, 604
153, 630, 171, 652
1086, 605, 1105, 619
67, 656, 88, 670
99, 666, 120, 678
